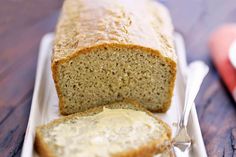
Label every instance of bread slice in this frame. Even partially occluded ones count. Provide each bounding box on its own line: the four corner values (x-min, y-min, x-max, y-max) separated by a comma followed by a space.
35, 100, 172, 157
52, 0, 177, 115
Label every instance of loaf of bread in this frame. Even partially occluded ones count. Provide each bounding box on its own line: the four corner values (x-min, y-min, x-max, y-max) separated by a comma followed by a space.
35, 100, 171, 157
52, 0, 177, 115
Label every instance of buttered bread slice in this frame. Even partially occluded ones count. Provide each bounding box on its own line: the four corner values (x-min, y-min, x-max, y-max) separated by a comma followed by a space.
52, 0, 177, 115
35, 101, 171, 157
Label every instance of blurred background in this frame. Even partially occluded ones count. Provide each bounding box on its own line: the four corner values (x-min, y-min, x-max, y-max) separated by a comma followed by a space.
0, 0, 236, 156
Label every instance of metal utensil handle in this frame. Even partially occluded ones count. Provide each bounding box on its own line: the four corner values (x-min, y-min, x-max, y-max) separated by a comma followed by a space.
180, 61, 209, 127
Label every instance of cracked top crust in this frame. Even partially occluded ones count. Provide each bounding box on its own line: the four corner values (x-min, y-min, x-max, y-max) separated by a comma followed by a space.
52, 0, 176, 62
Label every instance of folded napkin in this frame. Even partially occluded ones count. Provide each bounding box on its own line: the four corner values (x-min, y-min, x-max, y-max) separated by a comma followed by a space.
209, 24, 236, 102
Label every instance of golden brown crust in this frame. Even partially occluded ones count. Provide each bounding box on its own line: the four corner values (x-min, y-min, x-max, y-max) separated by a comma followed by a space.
51, 60, 65, 114
52, 0, 176, 61
35, 100, 172, 157
35, 129, 57, 157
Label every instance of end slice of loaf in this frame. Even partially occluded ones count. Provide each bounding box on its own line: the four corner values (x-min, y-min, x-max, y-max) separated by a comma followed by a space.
52, 0, 177, 115
35, 100, 172, 157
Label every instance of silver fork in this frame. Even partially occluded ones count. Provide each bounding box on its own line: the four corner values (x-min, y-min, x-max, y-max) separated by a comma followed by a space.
172, 61, 209, 152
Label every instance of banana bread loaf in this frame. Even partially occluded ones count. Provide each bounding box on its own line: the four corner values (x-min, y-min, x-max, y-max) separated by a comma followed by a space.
52, 0, 177, 115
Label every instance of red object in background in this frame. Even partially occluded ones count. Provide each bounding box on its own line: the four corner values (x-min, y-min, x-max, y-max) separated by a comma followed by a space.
209, 24, 236, 102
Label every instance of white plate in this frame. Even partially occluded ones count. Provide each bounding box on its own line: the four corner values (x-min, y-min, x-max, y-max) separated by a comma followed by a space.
21, 33, 207, 157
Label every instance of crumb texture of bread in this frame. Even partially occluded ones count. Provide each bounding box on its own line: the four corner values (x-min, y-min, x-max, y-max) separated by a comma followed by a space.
35, 101, 171, 157
52, 0, 177, 115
